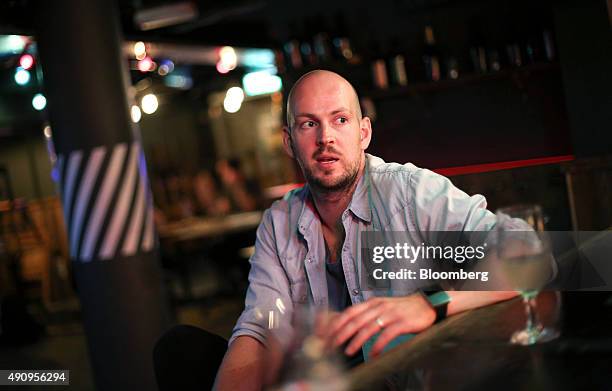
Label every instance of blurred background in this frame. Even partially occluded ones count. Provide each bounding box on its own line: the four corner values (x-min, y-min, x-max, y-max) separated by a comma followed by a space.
0, 0, 610, 389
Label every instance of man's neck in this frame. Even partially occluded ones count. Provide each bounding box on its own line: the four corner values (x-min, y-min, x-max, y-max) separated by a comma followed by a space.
310, 159, 366, 232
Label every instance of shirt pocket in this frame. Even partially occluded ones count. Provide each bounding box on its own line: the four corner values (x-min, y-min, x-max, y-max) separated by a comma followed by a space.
289, 279, 309, 305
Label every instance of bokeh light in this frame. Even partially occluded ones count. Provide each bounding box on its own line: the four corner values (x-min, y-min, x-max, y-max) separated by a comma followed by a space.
32, 93, 47, 111
141, 94, 158, 114
19, 54, 34, 70
131, 105, 142, 122
134, 41, 146, 60
14, 67, 31, 85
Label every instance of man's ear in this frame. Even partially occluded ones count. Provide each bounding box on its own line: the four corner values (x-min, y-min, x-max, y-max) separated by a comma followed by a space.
282, 126, 295, 159
360, 117, 372, 150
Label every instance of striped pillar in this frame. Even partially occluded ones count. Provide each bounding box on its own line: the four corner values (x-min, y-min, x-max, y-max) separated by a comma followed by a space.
57, 143, 155, 262
35, 0, 171, 390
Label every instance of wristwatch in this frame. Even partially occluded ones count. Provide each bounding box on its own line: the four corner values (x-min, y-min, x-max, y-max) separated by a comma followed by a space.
420, 290, 451, 323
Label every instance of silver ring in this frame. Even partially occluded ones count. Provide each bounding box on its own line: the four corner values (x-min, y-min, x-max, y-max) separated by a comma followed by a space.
375, 317, 385, 328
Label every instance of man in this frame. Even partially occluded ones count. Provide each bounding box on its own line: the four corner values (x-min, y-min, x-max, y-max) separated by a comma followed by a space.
214, 70, 516, 390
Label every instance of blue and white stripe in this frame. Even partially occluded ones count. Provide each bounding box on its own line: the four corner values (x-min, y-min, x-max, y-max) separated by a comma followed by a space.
58, 142, 156, 262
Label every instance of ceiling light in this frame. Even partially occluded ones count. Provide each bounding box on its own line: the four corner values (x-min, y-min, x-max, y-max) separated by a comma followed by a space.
131, 105, 142, 123
32, 93, 47, 111
134, 41, 146, 59
14, 68, 31, 85
19, 54, 34, 70
141, 94, 158, 114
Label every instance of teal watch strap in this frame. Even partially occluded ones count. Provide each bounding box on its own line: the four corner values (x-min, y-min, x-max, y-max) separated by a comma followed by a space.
422, 290, 451, 323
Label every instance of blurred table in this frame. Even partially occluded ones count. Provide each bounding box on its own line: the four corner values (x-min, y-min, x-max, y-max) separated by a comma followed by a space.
157, 211, 263, 243
348, 292, 612, 391
157, 211, 263, 301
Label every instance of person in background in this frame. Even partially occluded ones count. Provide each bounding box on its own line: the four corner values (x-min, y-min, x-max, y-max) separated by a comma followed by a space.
215, 158, 262, 212
193, 169, 231, 216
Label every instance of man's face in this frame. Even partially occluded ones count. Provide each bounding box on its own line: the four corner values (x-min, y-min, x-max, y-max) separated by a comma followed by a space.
283, 73, 371, 193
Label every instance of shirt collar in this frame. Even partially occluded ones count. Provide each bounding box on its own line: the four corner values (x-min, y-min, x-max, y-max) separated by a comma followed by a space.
297, 155, 373, 233
347, 156, 372, 223
297, 185, 316, 235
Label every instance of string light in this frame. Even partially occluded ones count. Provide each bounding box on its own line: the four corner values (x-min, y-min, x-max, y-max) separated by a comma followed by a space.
19, 54, 34, 70
14, 67, 31, 85
43, 125, 52, 138
32, 93, 47, 111
131, 105, 142, 122
223, 86, 244, 113
158, 60, 174, 76
141, 94, 158, 114
134, 41, 146, 60
242, 71, 282, 96
138, 56, 154, 72
216, 46, 237, 74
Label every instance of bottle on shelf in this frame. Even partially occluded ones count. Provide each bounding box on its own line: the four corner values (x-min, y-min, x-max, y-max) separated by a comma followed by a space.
504, 18, 523, 68
468, 20, 487, 73
313, 14, 332, 64
387, 37, 408, 87
422, 25, 441, 81
274, 46, 287, 74
299, 19, 318, 67
487, 49, 502, 72
370, 40, 389, 89
506, 42, 523, 67
542, 29, 556, 61
283, 21, 303, 70
446, 56, 460, 80
525, 19, 545, 64
331, 13, 357, 64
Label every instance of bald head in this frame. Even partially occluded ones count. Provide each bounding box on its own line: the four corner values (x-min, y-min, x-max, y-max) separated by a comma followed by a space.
286, 70, 362, 129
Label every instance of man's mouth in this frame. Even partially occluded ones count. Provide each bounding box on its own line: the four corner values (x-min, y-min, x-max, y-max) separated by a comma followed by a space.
315, 155, 339, 166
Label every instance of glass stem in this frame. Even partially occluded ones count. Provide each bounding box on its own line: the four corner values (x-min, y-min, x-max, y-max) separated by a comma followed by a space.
524, 295, 539, 332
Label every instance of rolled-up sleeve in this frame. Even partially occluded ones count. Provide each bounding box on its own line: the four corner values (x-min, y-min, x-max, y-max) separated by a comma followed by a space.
229, 208, 292, 347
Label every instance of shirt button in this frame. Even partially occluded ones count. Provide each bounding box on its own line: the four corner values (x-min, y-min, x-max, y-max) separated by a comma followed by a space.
306, 258, 312, 263
352, 289, 360, 295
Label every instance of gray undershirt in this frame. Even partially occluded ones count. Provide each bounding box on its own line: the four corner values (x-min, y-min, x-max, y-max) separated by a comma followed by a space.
325, 256, 351, 312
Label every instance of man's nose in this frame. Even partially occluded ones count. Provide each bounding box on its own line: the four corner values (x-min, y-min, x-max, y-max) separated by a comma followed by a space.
316, 122, 335, 146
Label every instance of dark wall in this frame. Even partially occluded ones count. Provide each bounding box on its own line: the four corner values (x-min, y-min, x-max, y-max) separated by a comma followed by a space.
450, 163, 573, 230
0, 135, 55, 199
369, 65, 572, 168
554, 0, 612, 158
140, 91, 216, 176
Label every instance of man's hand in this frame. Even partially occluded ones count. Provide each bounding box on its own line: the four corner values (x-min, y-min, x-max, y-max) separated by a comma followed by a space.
326, 294, 436, 358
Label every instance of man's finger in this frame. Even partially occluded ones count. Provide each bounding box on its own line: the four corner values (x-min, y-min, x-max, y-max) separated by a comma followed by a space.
332, 306, 384, 348
344, 319, 383, 356
329, 298, 382, 336
369, 323, 405, 357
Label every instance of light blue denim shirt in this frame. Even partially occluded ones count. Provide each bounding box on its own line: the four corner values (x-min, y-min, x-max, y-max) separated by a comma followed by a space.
229, 154, 497, 346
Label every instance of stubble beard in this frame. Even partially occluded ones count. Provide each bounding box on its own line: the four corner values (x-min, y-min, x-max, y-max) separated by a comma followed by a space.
301, 154, 361, 195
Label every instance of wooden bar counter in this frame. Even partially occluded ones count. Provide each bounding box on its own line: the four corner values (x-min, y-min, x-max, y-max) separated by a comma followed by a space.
348, 292, 612, 391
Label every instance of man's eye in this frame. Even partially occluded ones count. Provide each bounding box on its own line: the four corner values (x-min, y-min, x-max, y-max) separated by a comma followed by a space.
336, 117, 348, 124
302, 121, 316, 128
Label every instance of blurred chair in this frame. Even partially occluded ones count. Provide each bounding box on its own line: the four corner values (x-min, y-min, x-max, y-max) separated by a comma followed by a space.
153, 325, 227, 390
